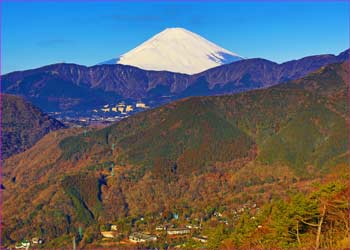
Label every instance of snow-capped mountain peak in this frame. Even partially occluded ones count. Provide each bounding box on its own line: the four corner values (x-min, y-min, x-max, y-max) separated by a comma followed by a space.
101, 27, 244, 74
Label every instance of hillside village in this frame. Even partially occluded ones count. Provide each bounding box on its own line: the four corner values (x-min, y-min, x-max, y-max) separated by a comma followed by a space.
98, 101, 149, 114
50, 101, 151, 127
93, 201, 260, 249
12, 197, 261, 249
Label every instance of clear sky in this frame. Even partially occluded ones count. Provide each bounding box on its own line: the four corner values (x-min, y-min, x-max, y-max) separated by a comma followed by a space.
1, 1, 349, 74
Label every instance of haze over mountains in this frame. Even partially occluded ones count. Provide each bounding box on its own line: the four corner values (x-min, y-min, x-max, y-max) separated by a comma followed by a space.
100, 27, 243, 74
2, 49, 349, 114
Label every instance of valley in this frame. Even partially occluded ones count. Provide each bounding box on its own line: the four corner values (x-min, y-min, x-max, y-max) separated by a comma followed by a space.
49, 100, 152, 127
2, 62, 349, 249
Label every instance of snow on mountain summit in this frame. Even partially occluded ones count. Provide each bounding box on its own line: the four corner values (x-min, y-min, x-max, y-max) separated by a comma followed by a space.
101, 28, 243, 74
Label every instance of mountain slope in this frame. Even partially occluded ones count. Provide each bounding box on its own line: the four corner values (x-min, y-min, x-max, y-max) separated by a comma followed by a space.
58, 62, 349, 175
1, 94, 65, 159
104, 27, 243, 74
2, 49, 348, 113
2, 62, 348, 248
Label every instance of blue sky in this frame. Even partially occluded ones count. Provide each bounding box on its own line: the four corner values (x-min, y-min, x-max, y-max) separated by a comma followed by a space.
1, 1, 349, 74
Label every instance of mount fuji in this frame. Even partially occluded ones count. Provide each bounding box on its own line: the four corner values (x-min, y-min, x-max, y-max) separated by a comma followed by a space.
99, 27, 244, 74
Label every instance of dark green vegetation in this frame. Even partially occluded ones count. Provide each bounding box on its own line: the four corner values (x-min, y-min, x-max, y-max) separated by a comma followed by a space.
1, 94, 65, 159
61, 173, 104, 224
2, 62, 349, 249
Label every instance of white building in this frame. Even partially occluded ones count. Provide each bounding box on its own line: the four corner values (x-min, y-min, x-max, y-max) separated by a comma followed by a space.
126, 105, 134, 112
136, 102, 149, 109
192, 236, 208, 243
118, 106, 124, 113
167, 228, 190, 235
129, 232, 157, 243
31, 237, 43, 244
101, 231, 118, 238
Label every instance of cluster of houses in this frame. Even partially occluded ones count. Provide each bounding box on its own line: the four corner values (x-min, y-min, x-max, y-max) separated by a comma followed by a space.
100, 224, 208, 244
15, 237, 43, 249
15, 204, 262, 248
97, 101, 149, 114
14, 203, 262, 249
232, 203, 259, 220
99, 203, 262, 246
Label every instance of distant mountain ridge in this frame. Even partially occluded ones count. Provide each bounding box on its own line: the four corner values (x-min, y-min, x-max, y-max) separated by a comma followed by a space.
2, 49, 349, 112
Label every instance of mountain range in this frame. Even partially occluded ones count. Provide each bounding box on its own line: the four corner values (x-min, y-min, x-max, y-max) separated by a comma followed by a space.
2, 61, 349, 248
1, 23, 349, 248
2, 49, 349, 113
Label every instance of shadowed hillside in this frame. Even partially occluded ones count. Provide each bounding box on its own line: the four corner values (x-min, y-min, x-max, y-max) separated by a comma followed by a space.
1, 94, 65, 159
